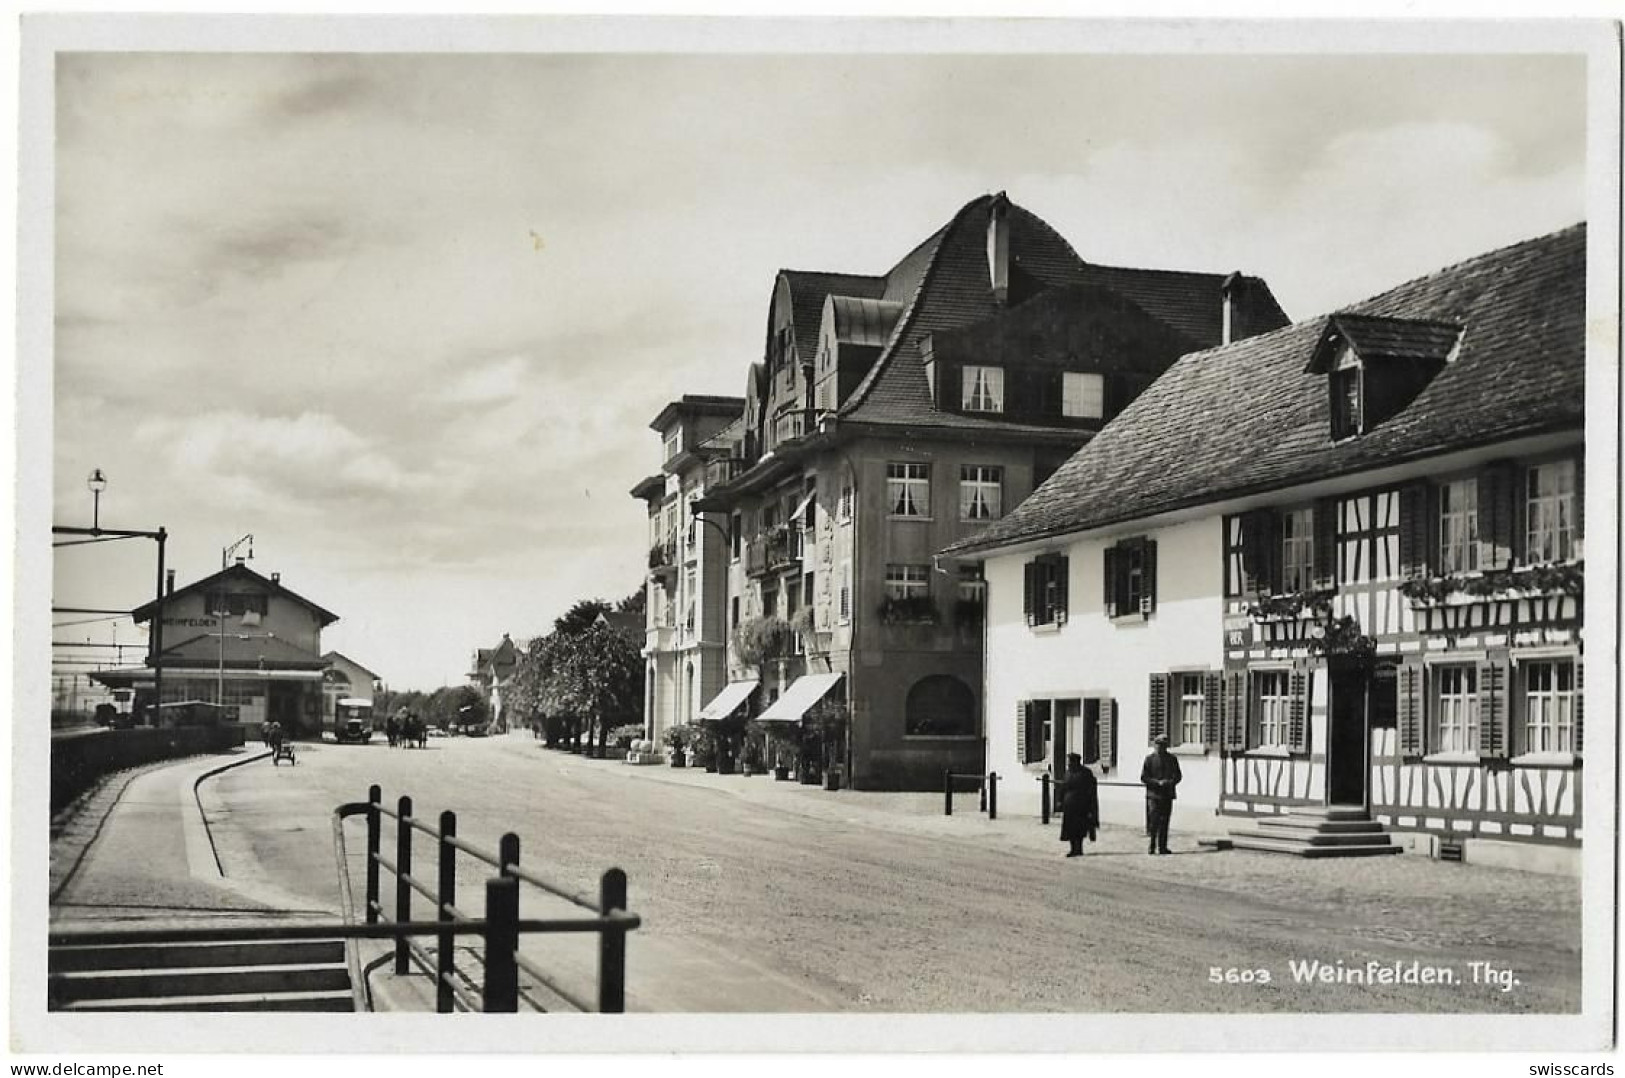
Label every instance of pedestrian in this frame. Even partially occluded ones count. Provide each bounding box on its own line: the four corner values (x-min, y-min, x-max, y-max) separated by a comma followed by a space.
1141, 734, 1183, 855
1058, 752, 1099, 858
385, 712, 399, 748
413, 712, 427, 750
266, 720, 284, 757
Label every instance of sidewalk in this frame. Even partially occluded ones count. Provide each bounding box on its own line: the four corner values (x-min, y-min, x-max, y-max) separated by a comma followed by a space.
49, 747, 331, 931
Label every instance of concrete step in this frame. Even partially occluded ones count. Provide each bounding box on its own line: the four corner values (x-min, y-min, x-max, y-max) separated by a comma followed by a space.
1230, 834, 1402, 858
1254, 816, 1387, 835
1287, 804, 1373, 821
50, 939, 345, 973
59, 989, 354, 1013
51, 962, 351, 1003
1237, 826, 1395, 847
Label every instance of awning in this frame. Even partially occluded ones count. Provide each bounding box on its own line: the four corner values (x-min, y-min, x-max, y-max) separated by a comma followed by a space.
758, 673, 845, 724
697, 680, 758, 722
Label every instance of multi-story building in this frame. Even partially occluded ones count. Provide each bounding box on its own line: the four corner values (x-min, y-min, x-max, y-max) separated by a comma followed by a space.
949, 224, 1587, 869
632, 396, 747, 746
661, 192, 1287, 790
468, 633, 520, 732
94, 560, 338, 735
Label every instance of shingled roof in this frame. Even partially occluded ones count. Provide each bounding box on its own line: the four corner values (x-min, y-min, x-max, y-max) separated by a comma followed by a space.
945, 223, 1586, 557
779, 270, 886, 365
838, 193, 1288, 429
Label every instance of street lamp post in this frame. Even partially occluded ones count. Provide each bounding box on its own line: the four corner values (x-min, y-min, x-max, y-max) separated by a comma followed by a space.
215, 608, 228, 708
86, 468, 106, 533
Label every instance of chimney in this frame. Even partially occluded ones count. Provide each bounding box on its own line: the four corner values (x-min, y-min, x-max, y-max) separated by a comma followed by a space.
271, 572, 281, 585
986, 193, 1010, 306
1221, 272, 1242, 345
165, 570, 175, 595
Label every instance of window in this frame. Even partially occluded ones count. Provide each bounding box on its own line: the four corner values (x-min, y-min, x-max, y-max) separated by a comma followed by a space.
761, 586, 777, 619
957, 564, 985, 602
959, 465, 1003, 521
1526, 460, 1577, 564
1103, 537, 1157, 618
1254, 671, 1291, 748
1331, 362, 1362, 439
663, 427, 681, 462
730, 512, 742, 560
204, 592, 269, 617
685, 495, 698, 547
803, 572, 815, 608
885, 564, 930, 600
683, 569, 697, 632
961, 365, 1004, 412
1178, 674, 1205, 748
887, 462, 930, 518
1223, 516, 1247, 598
1433, 664, 1479, 754
1281, 508, 1314, 592
1023, 553, 1068, 627
1438, 479, 1479, 573
1523, 659, 1577, 753
730, 596, 739, 629
839, 561, 852, 623
838, 481, 854, 522
1061, 372, 1104, 419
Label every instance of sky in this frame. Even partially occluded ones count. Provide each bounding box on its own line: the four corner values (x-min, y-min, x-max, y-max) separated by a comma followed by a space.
46, 40, 1590, 690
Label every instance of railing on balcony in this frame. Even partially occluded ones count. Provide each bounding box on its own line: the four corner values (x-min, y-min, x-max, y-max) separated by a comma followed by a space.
648, 536, 678, 576
772, 409, 809, 447
745, 528, 802, 578
706, 457, 748, 487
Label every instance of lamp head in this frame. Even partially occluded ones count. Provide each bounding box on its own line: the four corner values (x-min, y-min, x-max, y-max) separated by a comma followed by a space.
86, 468, 107, 494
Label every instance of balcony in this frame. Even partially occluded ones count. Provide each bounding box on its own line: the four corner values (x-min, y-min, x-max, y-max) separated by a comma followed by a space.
772, 409, 809, 447
706, 457, 748, 488
745, 527, 801, 578
644, 624, 676, 653
648, 536, 679, 579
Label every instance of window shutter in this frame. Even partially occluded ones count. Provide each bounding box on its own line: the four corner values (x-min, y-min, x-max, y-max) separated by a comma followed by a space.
1312, 498, 1339, 591
1240, 512, 1267, 596
1287, 670, 1310, 754
1265, 512, 1284, 594
1478, 462, 1515, 570
1101, 698, 1117, 770
1396, 662, 1424, 757
1057, 556, 1071, 623
1147, 673, 1169, 744
1022, 561, 1035, 625
1102, 547, 1118, 618
1202, 672, 1223, 748
1574, 455, 1585, 546
1016, 700, 1030, 764
1222, 670, 1248, 751
1141, 540, 1158, 614
1476, 658, 1509, 759
1398, 483, 1430, 579
1574, 659, 1584, 756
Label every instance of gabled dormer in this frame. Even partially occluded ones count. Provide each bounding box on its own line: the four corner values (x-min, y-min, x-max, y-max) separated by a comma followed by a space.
1307, 313, 1463, 440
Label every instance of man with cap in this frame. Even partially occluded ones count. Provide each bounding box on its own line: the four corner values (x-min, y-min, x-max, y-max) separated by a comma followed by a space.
1141, 734, 1182, 855
1058, 752, 1099, 858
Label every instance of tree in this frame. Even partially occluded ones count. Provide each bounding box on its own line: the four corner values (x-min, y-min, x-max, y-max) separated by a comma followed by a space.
553, 599, 612, 637
526, 621, 642, 756
616, 585, 647, 617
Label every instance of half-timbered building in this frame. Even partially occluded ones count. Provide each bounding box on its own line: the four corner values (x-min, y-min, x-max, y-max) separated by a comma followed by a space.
946, 224, 1587, 867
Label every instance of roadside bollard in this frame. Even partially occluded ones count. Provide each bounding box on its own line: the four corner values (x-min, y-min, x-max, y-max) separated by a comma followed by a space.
943, 769, 953, 816
436, 810, 457, 1014
1040, 773, 1051, 826
598, 868, 628, 1014
979, 776, 987, 813
483, 875, 519, 1012
988, 772, 998, 820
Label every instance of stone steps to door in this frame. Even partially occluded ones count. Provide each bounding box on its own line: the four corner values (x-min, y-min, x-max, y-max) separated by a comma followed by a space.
1228, 806, 1401, 859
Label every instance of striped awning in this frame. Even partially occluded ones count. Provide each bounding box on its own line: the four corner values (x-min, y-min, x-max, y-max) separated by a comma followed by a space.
757, 673, 844, 724
697, 680, 758, 722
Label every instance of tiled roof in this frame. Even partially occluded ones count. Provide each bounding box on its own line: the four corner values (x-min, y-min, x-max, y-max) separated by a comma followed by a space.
780, 270, 886, 365
946, 223, 1586, 556
840, 193, 1290, 428
130, 563, 339, 626
1318, 312, 1463, 365
159, 632, 327, 669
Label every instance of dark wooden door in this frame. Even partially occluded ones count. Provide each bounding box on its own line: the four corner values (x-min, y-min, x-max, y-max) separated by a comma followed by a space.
1327, 666, 1369, 806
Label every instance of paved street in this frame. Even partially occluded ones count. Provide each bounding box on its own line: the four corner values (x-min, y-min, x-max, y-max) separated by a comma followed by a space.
177, 732, 1583, 1014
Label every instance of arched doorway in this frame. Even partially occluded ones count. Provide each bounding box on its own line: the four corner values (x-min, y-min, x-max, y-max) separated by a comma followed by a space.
905, 675, 977, 737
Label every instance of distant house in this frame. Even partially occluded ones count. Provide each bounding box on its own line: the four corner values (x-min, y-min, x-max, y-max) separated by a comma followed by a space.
594, 610, 645, 642
94, 561, 339, 736
321, 650, 381, 724
469, 633, 522, 732
947, 224, 1586, 867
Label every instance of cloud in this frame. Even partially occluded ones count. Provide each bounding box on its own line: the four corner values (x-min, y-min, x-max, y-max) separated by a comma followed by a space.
444, 355, 529, 406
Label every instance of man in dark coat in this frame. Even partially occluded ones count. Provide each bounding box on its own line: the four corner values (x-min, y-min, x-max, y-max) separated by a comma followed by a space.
1058, 753, 1100, 857
1141, 734, 1182, 855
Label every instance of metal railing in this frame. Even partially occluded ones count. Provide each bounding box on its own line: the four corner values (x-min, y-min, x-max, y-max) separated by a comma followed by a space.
943, 770, 998, 820
345, 784, 639, 1013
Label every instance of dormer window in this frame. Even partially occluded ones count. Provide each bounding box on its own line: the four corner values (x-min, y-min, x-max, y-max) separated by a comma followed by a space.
1308, 313, 1462, 441
962, 365, 1004, 413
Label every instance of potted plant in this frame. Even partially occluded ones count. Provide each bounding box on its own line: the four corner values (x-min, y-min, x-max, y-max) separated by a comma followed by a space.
732, 615, 794, 668
662, 724, 691, 767
877, 594, 940, 625
807, 699, 849, 791
741, 721, 768, 777
690, 725, 718, 772
766, 724, 797, 780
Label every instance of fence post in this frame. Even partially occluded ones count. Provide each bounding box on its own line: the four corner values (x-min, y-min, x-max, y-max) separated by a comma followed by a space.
943, 769, 953, 816
394, 795, 412, 975
1040, 773, 1051, 826
499, 832, 520, 878
436, 810, 456, 1014
988, 772, 998, 820
365, 784, 381, 924
598, 868, 628, 1013
979, 774, 987, 813
483, 875, 519, 1012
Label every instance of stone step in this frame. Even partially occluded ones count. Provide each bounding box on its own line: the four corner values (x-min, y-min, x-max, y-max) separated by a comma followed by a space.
1237, 826, 1395, 847
58, 989, 355, 1013
1230, 834, 1402, 858
50, 939, 345, 973
1253, 816, 1386, 834
1286, 804, 1373, 821
50, 962, 351, 1003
